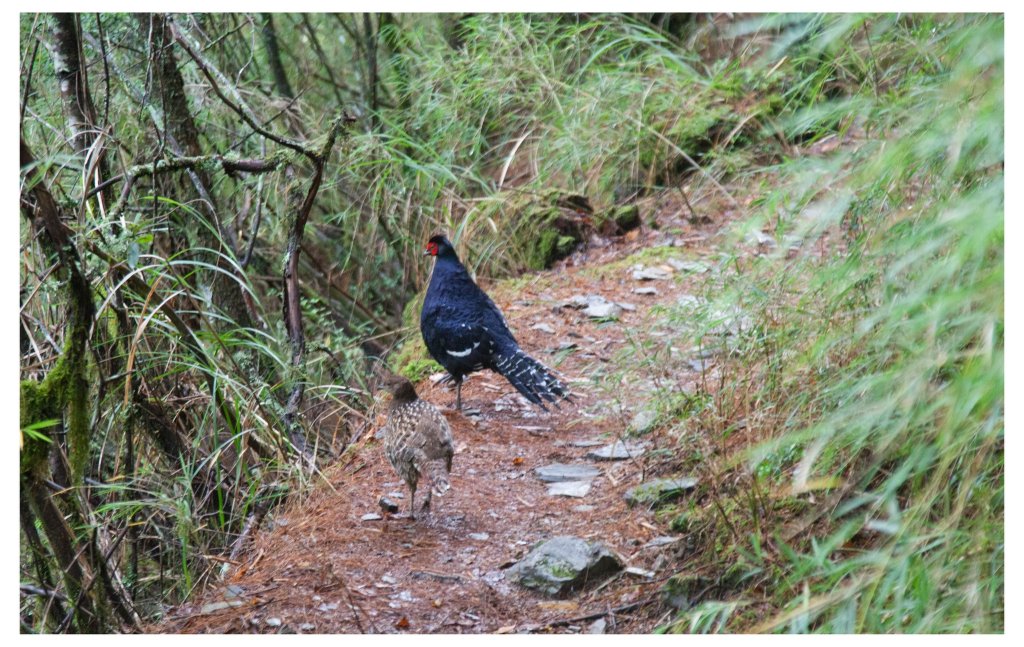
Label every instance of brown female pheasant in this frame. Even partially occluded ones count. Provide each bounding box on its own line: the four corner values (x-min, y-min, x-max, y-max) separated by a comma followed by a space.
379, 374, 454, 518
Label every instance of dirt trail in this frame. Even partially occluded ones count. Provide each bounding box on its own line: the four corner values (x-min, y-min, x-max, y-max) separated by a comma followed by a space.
157, 199, 735, 634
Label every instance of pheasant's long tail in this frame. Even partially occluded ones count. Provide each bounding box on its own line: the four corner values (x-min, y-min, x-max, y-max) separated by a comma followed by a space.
494, 346, 570, 410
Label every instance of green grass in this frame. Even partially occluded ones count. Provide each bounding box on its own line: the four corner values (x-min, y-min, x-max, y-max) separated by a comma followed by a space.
616, 14, 1003, 634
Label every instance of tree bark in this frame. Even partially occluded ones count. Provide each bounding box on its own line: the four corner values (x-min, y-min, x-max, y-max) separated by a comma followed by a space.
48, 13, 113, 210
362, 14, 378, 128
261, 13, 294, 99
22, 475, 107, 633
48, 14, 98, 155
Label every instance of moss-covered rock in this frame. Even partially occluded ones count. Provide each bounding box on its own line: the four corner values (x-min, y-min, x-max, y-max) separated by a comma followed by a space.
507, 535, 623, 596
509, 190, 592, 270
625, 477, 699, 508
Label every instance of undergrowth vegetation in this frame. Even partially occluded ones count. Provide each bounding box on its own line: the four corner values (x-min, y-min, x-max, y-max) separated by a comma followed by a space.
607, 15, 1003, 633
19, 12, 1001, 633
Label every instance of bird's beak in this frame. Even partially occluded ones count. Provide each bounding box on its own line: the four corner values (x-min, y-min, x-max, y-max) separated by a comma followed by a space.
423, 249, 430, 255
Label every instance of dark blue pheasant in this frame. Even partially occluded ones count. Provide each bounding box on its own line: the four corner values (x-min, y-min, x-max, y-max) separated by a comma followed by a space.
421, 235, 570, 412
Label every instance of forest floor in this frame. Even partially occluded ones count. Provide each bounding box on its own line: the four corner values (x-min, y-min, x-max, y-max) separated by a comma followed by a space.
154, 188, 751, 634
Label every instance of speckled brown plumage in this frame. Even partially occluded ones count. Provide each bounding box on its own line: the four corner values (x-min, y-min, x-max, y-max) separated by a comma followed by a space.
379, 375, 454, 518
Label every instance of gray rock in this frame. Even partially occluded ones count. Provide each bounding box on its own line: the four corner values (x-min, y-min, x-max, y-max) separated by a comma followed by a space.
661, 574, 708, 611
625, 566, 656, 578
562, 295, 592, 309
643, 536, 680, 549
507, 536, 623, 596
709, 306, 754, 336
534, 463, 600, 483
586, 440, 649, 461
469, 532, 490, 541
200, 600, 243, 614
666, 258, 710, 273
625, 477, 699, 507
361, 513, 382, 521
676, 294, 704, 309
583, 301, 622, 319
568, 439, 605, 448
633, 286, 659, 296
531, 322, 556, 334
547, 481, 592, 497
686, 357, 717, 372
565, 294, 625, 319
632, 266, 672, 281
629, 409, 659, 433
588, 618, 607, 634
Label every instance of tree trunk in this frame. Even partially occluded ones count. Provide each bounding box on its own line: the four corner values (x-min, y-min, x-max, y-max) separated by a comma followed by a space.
362, 13, 378, 128
261, 13, 294, 99
48, 14, 98, 155
47, 14, 114, 215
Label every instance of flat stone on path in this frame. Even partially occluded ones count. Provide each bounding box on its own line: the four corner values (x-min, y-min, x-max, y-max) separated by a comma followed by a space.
583, 300, 622, 319
625, 477, 699, 507
632, 265, 673, 281
586, 440, 648, 461
507, 536, 623, 596
546, 481, 592, 498
666, 258, 710, 273
534, 463, 600, 483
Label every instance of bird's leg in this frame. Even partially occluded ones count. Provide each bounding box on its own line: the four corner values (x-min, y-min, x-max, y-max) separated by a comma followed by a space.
408, 485, 417, 520
421, 489, 432, 512
455, 380, 462, 411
